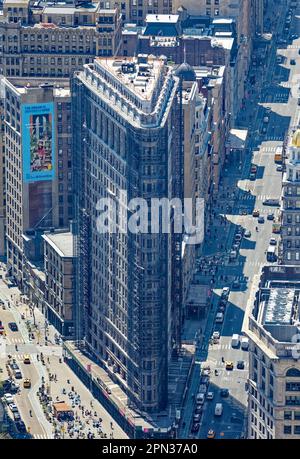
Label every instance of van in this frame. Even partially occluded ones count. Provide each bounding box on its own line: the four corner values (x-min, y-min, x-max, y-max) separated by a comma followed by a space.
215, 312, 224, 324
231, 334, 240, 348
214, 403, 223, 416
241, 337, 249, 351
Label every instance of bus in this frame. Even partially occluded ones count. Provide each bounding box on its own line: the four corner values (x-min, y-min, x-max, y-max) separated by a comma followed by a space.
274, 146, 283, 164
267, 245, 277, 262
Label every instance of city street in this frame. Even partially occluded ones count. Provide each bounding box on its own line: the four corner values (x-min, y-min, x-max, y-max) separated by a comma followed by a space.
0, 270, 127, 439
179, 0, 300, 440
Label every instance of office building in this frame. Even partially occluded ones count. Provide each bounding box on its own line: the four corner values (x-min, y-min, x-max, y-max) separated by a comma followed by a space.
0, 79, 6, 257
0, 0, 122, 78
3, 77, 73, 287
281, 129, 300, 265
72, 55, 182, 412
246, 265, 300, 439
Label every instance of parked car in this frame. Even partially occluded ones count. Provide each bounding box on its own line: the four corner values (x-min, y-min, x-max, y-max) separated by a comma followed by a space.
14, 369, 22, 379
3, 393, 14, 404
191, 423, 200, 433
8, 403, 19, 413
258, 216, 265, 223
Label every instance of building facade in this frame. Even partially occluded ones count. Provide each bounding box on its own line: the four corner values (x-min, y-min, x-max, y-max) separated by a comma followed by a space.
246, 265, 300, 439
0, 0, 122, 78
281, 130, 300, 265
43, 230, 75, 338
3, 77, 73, 286
72, 55, 182, 412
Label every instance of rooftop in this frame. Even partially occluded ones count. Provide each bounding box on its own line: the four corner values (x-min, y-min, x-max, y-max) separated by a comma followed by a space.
263, 288, 296, 325
95, 55, 165, 102
43, 231, 73, 258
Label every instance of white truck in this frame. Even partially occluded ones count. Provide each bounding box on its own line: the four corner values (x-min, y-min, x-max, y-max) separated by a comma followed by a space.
231, 334, 240, 348
241, 337, 249, 350
214, 403, 223, 416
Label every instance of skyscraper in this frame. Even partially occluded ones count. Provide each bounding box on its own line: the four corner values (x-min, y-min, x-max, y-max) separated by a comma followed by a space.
72, 55, 182, 412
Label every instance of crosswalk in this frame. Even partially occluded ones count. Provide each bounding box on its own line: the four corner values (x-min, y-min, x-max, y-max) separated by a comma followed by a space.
5, 337, 25, 345
33, 434, 49, 439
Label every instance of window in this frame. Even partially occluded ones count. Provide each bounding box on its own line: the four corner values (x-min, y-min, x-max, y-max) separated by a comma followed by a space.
286, 368, 300, 377
294, 425, 300, 435
284, 411, 292, 420
284, 425, 292, 434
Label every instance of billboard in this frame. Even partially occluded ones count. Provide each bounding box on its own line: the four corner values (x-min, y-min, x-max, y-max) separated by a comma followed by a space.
22, 102, 55, 182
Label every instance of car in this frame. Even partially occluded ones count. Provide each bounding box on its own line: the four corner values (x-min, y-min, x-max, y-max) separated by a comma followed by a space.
8, 403, 19, 413
249, 172, 256, 180
220, 389, 229, 398
215, 312, 224, 324
258, 216, 265, 224
191, 423, 200, 433
23, 355, 30, 364
206, 392, 214, 400
207, 429, 216, 439
221, 287, 230, 299
232, 280, 240, 290
234, 234, 242, 242
10, 361, 19, 370
270, 238, 277, 245
237, 360, 245, 370
13, 411, 21, 421
3, 393, 14, 404
23, 378, 31, 389
196, 393, 205, 405
267, 212, 274, 220
14, 369, 22, 379
244, 230, 251, 238
194, 406, 202, 415
252, 209, 260, 217
212, 331, 220, 340
290, 59, 296, 65
263, 199, 280, 206
225, 361, 234, 370
299, 49, 300, 55
261, 127, 267, 134
276, 165, 283, 172
291, 34, 298, 39
193, 413, 201, 423
8, 322, 18, 332
15, 421, 27, 434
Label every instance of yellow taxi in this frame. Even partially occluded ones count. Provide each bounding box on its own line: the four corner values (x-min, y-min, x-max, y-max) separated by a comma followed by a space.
252, 209, 260, 217
23, 355, 31, 364
23, 378, 31, 388
225, 361, 234, 370
207, 429, 215, 439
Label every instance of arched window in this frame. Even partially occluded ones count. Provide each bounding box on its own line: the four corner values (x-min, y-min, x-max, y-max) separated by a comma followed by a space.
286, 368, 300, 377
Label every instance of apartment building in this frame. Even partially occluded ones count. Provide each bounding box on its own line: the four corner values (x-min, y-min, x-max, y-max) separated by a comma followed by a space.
3, 77, 73, 287
72, 55, 182, 412
0, 0, 122, 78
246, 265, 300, 439
124, 15, 238, 122
281, 129, 300, 265
195, 66, 226, 197
43, 229, 75, 338
99, 0, 172, 24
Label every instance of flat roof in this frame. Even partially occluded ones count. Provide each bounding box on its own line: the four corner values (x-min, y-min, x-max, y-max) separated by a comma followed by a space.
43, 231, 73, 258
263, 288, 295, 325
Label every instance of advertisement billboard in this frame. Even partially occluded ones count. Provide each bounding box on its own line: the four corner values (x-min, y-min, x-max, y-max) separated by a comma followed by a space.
22, 102, 55, 183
